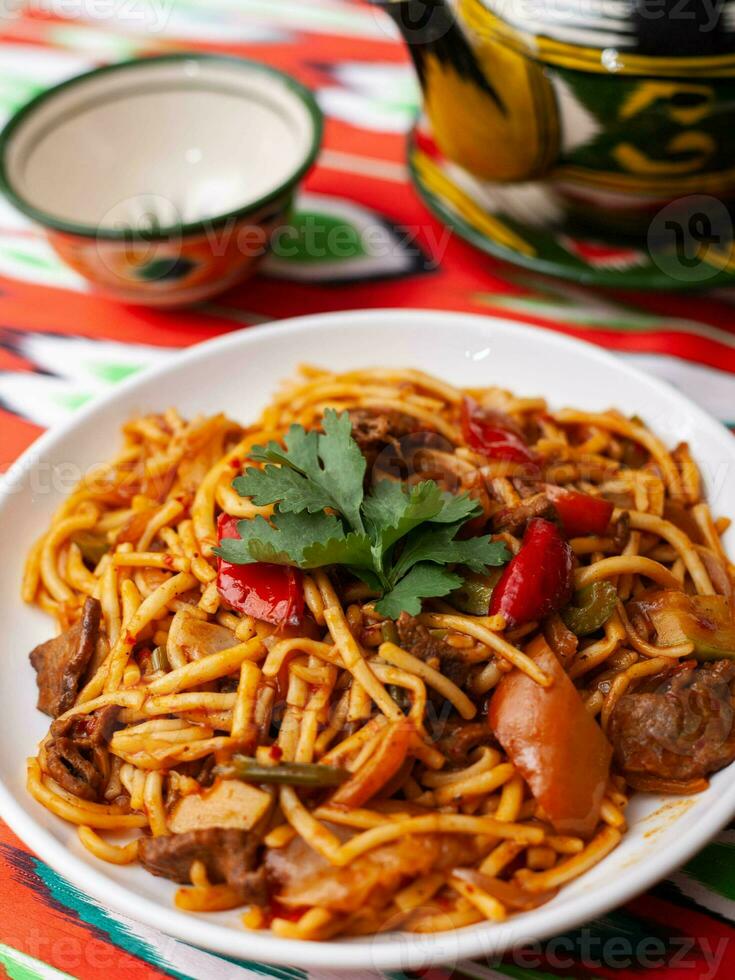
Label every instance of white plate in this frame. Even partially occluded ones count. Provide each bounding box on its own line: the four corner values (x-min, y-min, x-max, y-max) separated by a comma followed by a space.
2, 308, 735, 972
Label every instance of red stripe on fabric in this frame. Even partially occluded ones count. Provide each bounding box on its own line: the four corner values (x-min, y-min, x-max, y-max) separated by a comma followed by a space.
472, 314, 735, 376
622, 291, 735, 335
321, 121, 407, 164
619, 893, 735, 979
0, 279, 232, 348
0, 349, 32, 373
469, 297, 735, 376
0, 821, 168, 979
229, 34, 407, 67
0, 410, 43, 471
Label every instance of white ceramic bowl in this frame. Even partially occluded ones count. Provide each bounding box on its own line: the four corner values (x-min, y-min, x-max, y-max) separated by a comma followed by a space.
2, 309, 735, 972
0, 55, 322, 306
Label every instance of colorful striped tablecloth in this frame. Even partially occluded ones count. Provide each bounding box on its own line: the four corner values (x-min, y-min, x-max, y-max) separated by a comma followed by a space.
1, 2, 735, 977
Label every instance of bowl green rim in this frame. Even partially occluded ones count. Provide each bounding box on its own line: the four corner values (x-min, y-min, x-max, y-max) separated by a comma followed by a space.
0, 52, 324, 243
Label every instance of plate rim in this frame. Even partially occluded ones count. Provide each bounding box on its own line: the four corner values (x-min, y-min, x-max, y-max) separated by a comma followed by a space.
3, 307, 735, 971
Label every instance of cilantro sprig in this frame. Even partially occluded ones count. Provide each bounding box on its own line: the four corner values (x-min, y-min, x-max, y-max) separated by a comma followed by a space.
214, 410, 509, 618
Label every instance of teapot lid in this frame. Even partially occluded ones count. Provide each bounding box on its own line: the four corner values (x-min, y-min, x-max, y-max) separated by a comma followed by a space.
476, 0, 734, 56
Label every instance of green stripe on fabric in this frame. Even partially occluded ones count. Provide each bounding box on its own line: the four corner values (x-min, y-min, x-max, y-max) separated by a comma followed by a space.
482, 295, 665, 330
455, 965, 584, 980
204, 952, 306, 980
481, 291, 735, 351
681, 840, 735, 901
47, 26, 140, 59
498, 968, 591, 980
455, 907, 680, 980
55, 393, 91, 411
32, 859, 192, 980
2, 248, 60, 272
178, 0, 376, 32
0, 942, 74, 980
88, 362, 145, 384
32, 858, 307, 980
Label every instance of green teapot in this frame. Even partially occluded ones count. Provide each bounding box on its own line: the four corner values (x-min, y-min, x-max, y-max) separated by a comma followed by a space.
372, 0, 735, 227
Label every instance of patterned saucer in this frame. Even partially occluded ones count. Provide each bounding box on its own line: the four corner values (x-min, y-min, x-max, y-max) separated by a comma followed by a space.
409, 126, 735, 291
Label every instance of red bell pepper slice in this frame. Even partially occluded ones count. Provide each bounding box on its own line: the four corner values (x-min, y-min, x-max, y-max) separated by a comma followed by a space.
546, 486, 614, 538
216, 514, 304, 627
461, 398, 535, 464
489, 518, 574, 627
489, 635, 612, 837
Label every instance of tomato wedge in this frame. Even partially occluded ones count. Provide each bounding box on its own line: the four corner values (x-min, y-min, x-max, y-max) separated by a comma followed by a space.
546, 486, 614, 538
461, 398, 535, 464
216, 514, 304, 627
489, 635, 612, 837
330, 720, 414, 807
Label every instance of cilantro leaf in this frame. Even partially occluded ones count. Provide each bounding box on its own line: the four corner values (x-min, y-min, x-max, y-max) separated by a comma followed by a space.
247, 423, 321, 474
348, 567, 383, 593
363, 480, 445, 553
241, 410, 365, 530
213, 527, 262, 564
222, 412, 510, 618
233, 465, 334, 514
392, 522, 509, 581
215, 511, 373, 571
317, 410, 367, 531
302, 530, 373, 571
214, 512, 343, 566
431, 491, 482, 525
375, 563, 462, 618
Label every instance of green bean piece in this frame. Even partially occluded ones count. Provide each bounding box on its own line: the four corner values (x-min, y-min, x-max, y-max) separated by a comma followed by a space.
451, 569, 501, 615
634, 591, 735, 660
71, 531, 110, 567
562, 581, 618, 636
387, 684, 412, 714
215, 755, 349, 787
381, 620, 399, 645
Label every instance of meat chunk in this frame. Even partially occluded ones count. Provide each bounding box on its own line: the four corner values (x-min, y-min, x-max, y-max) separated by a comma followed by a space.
543, 614, 578, 664
86, 704, 122, 744
492, 493, 557, 536
30, 597, 102, 717
267, 830, 484, 914
395, 611, 447, 662
612, 510, 631, 552
138, 829, 268, 903
437, 719, 496, 767
609, 660, 735, 792
44, 705, 121, 801
50, 704, 121, 746
395, 612, 472, 690
45, 737, 105, 801
349, 409, 476, 511
348, 408, 421, 468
